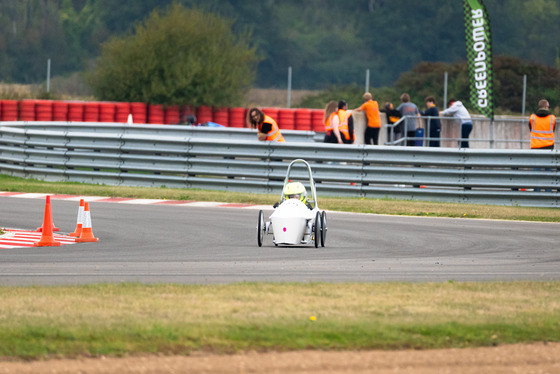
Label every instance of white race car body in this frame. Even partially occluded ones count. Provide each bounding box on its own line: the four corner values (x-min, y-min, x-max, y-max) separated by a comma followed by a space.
257, 159, 327, 248
268, 199, 316, 245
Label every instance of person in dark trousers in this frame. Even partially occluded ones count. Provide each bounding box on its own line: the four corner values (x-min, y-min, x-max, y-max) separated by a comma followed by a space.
440, 98, 472, 148
383, 102, 402, 144
354, 92, 381, 145
422, 96, 441, 147
396, 93, 421, 146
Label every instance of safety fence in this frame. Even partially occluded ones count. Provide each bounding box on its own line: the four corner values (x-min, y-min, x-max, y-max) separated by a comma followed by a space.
0, 122, 558, 208
0, 122, 318, 143
379, 115, 539, 149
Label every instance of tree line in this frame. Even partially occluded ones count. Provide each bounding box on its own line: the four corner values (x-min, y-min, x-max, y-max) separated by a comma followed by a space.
0, 0, 559, 114
300, 56, 560, 115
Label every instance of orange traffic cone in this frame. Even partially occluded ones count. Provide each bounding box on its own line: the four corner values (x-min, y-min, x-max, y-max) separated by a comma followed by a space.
69, 199, 85, 237
75, 202, 99, 242
37, 195, 59, 232
34, 196, 61, 247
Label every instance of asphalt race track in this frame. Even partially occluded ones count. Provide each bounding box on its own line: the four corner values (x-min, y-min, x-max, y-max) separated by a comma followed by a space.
1, 196, 559, 286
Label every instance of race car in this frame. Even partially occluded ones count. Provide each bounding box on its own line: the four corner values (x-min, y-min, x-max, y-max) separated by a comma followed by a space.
257, 159, 327, 247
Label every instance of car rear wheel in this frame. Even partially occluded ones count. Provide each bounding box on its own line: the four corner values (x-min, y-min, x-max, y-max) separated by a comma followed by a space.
314, 211, 321, 248
320, 210, 327, 247
257, 210, 265, 247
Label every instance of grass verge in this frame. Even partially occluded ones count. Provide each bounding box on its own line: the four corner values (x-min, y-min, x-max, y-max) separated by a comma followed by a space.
0, 282, 559, 359
1, 175, 559, 360
1, 174, 559, 222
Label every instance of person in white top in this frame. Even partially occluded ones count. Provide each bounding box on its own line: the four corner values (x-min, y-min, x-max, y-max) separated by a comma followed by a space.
440, 98, 473, 148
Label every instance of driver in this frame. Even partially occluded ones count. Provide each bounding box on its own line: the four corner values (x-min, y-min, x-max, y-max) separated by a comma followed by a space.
283, 182, 313, 209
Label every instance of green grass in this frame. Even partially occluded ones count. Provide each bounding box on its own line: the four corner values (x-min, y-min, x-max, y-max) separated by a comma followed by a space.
1, 175, 559, 360
0, 282, 558, 359
1, 174, 559, 222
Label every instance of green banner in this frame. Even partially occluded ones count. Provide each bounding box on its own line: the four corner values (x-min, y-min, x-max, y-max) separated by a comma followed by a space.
463, 0, 493, 120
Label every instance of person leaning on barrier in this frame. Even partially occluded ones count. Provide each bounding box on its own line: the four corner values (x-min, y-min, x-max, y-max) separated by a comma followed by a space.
529, 99, 556, 150
323, 100, 343, 144
247, 107, 285, 142
354, 92, 381, 145
383, 102, 402, 143
440, 98, 472, 148
421, 96, 441, 147
396, 93, 421, 146
181, 113, 197, 126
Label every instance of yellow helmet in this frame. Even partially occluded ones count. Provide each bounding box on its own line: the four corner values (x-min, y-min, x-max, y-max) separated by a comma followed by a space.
283, 182, 307, 202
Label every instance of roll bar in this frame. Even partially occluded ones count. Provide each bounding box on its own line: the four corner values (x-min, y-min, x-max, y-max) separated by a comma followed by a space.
280, 159, 319, 210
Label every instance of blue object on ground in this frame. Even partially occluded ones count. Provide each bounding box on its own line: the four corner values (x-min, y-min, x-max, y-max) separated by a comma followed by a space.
415, 128, 424, 146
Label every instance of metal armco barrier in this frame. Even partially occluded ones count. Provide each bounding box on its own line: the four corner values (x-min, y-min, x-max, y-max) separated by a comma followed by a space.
0, 122, 558, 208
0, 121, 317, 143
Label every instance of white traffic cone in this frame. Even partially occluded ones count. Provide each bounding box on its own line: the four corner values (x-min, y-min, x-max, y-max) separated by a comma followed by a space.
75, 202, 99, 243
69, 199, 85, 237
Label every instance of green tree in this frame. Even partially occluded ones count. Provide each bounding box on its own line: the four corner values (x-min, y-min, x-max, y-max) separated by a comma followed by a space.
3, 0, 560, 94
0, 0, 73, 83
298, 84, 364, 109
86, 4, 259, 106
59, 0, 101, 69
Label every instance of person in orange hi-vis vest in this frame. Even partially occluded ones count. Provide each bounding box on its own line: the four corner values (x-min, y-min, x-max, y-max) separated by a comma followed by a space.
331, 100, 354, 144
529, 99, 556, 150
383, 101, 402, 143
323, 100, 342, 144
529, 99, 556, 192
247, 107, 285, 142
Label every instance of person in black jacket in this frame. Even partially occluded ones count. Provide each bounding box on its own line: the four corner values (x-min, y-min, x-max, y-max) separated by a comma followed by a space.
422, 96, 441, 147
382, 102, 402, 144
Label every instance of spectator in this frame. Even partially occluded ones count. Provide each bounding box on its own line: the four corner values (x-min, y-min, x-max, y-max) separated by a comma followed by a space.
440, 98, 472, 148
529, 99, 556, 150
422, 96, 441, 147
332, 100, 354, 144
383, 101, 402, 144
323, 100, 342, 144
181, 113, 197, 126
185, 114, 197, 126
529, 99, 556, 192
396, 93, 421, 146
247, 107, 285, 142
354, 92, 381, 145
